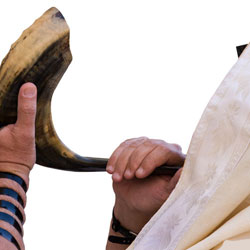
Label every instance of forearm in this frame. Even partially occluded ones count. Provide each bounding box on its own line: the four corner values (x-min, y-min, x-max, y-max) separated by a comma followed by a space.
0, 163, 30, 250
106, 199, 152, 250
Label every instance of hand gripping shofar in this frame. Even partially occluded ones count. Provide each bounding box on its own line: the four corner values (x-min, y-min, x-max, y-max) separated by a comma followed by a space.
0, 7, 181, 176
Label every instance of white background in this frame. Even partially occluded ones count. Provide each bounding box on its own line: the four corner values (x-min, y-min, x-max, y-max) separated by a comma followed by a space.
0, 0, 249, 249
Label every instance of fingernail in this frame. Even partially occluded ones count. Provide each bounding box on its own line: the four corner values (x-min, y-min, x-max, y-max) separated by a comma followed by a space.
136, 168, 144, 176
23, 87, 36, 97
112, 173, 121, 181
125, 169, 132, 177
107, 165, 114, 172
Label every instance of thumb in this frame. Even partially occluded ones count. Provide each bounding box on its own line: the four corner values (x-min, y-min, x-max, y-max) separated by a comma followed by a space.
15, 83, 37, 135
166, 168, 183, 194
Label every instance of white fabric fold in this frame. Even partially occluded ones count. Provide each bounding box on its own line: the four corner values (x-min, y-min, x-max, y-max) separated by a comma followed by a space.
127, 44, 250, 250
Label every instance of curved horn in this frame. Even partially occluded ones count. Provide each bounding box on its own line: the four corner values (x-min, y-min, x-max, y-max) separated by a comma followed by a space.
0, 7, 181, 176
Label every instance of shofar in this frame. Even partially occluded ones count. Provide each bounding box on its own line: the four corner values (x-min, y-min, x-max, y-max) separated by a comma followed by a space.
0, 7, 180, 175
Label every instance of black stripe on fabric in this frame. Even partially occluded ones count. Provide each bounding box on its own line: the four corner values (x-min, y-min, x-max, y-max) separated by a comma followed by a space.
0, 227, 21, 250
0, 200, 23, 224
0, 188, 24, 207
0, 212, 22, 236
0, 172, 27, 193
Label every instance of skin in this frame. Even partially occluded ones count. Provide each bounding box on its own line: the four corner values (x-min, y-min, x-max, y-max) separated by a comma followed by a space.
0, 82, 36, 169
0, 82, 185, 249
0, 82, 37, 250
106, 137, 185, 250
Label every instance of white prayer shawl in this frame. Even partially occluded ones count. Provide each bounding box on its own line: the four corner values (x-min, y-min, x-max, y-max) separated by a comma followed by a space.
127, 44, 250, 250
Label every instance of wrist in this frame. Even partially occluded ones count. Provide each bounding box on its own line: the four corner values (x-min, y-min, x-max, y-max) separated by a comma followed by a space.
107, 205, 138, 249
0, 162, 31, 189
114, 198, 153, 234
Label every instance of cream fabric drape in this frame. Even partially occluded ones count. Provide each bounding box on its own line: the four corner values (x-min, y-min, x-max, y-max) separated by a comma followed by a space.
127, 44, 250, 250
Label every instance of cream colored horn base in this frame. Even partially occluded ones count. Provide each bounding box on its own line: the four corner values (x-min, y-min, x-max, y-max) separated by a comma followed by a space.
127, 43, 250, 250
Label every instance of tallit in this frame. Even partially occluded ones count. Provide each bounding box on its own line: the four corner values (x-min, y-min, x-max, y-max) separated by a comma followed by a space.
127, 44, 250, 250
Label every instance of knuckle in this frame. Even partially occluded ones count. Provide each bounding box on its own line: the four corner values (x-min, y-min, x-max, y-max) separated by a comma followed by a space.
172, 143, 182, 151
143, 138, 164, 147
158, 144, 170, 152
138, 136, 148, 141
123, 137, 148, 146
125, 138, 135, 143
154, 139, 167, 146
121, 139, 132, 146
143, 139, 154, 146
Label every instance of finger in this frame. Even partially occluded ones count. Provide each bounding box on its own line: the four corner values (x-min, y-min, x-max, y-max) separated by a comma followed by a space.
112, 137, 148, 182
166, 168, 183, 195
113, 137, 148, 181
124, 141, 157, 179
107, 137, 147, 173
107, 138, 136, 174
112, 146, 136, 182
172, 143, 182, 152
135, 144, 185, 178
107, 145, 126, 174
15, 83, 37, 137
166, 144, 186, 166
109, 137, 148, 181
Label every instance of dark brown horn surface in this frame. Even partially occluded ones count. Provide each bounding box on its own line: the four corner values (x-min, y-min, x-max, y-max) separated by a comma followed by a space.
0, 7, 182, 176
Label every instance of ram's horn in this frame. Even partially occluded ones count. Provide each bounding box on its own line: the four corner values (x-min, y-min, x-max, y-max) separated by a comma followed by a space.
0, 7, 181, 176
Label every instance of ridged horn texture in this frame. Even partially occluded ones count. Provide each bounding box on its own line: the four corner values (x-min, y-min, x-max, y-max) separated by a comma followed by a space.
0, 7, 181, 176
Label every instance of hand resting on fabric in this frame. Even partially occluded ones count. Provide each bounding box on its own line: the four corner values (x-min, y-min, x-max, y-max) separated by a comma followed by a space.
106, 137, 185, 250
